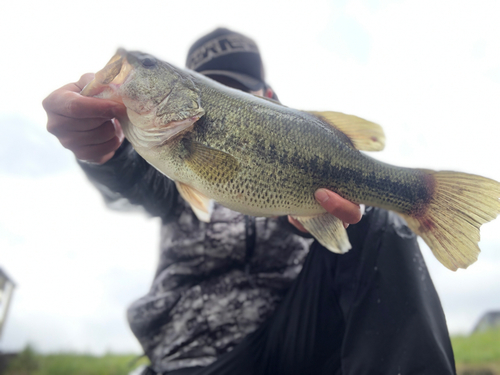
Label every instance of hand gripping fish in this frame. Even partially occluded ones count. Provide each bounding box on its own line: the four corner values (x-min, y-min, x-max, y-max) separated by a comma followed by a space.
81, 49, 500, 271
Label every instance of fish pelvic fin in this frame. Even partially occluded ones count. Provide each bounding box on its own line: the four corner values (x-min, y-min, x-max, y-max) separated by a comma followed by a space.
175, 181, 213, 222
292, 213, 351, 254
400, 171, 500, 271
308, 111, 385, 151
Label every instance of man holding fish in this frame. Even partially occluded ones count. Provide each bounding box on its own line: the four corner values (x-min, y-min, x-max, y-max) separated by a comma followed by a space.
43, 28, 457, 374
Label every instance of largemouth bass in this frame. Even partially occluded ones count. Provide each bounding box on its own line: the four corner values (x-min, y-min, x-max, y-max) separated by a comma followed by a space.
82, 49, 500, 271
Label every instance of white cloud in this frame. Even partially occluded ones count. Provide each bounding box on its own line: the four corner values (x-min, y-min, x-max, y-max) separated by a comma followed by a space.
0, 115, 74, 177
0, 172, 159, 353
0, 0, 499, 354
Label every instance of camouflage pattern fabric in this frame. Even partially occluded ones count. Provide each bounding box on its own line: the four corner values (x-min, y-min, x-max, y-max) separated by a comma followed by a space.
126, 195, 313, 373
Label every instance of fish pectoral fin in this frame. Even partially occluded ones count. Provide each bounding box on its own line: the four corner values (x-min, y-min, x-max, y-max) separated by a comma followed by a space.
183, 140, 239, 183
175, 181, 213, 222
308, 111, 386, 152
292, 213, 352, 254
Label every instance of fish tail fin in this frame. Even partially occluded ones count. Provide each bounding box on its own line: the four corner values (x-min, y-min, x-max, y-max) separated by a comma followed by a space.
400, 171, 500, 271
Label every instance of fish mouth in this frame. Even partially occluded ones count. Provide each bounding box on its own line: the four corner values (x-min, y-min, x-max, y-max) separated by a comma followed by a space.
82, 49, 203, 146
81, 48, 133, 98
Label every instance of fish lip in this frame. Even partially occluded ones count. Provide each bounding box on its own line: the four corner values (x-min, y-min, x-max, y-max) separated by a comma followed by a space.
81, 48, 131, 97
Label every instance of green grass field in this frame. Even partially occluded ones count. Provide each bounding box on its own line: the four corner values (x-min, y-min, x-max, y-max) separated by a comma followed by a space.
3, 347, 149, 375
452, 328, 500, 374
4, 329, 500, 375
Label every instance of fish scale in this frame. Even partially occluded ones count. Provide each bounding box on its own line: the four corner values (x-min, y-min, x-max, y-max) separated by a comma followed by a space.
80, 49, 500, 271
185, 82, 429, 216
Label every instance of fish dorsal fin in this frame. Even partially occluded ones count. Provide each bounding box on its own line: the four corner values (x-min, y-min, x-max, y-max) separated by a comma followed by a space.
308, 111, 386, 151
183, 139, 240, 184
175, 181, 213, 222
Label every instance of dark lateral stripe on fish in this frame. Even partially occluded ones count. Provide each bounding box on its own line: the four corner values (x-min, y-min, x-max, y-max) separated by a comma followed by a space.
81, 48, 500, 271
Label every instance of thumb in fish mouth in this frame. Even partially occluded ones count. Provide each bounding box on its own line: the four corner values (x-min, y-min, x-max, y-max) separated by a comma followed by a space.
80, 49, 129, 97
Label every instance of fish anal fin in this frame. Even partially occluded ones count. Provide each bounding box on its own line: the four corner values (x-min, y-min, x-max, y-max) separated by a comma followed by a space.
292, 213, 351, 254
183, 140, 239, 184
308, 111, 386, 152
175, 181, 213, 222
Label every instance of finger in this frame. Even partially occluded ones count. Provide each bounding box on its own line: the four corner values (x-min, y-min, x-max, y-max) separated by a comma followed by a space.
49, 90, 125, 119
51, 73, 96, 94
42, 76, 125, 120
73, 136, 123, 162
58, 120, 119, 149
315, 189, 362, 224
113, 118, 125, 143
75, 73, 97, 91
288, 216, 308, 233
47, 112, 117, 135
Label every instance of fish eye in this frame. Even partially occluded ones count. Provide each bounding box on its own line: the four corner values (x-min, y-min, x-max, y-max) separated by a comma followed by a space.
142, 56, 157, 67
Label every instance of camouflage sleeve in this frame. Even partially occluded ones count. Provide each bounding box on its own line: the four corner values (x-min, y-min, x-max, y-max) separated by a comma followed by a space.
78, 139, 179, 222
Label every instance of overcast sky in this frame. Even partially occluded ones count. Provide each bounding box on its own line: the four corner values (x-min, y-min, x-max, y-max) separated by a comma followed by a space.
0, 0, 499, 354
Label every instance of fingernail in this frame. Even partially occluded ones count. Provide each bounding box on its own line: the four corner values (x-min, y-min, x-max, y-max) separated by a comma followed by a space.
315, 189, 329, 203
